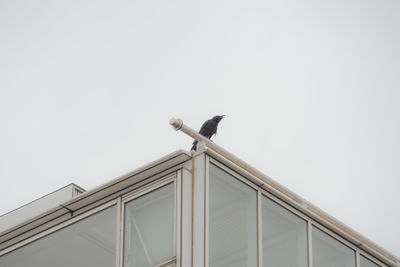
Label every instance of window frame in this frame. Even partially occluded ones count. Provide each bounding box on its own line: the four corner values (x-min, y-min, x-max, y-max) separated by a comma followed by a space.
260, 191, 309, 267
311, 222, 357, 267
207, 158, 259, 267
119, 173, 178, 267
359, 251, 388, 267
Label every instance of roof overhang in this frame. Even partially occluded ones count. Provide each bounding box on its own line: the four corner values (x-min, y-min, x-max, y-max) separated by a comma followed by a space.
0, 150, 191, 251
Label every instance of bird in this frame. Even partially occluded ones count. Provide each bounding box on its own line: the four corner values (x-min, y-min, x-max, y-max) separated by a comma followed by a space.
191, 115, 225, 151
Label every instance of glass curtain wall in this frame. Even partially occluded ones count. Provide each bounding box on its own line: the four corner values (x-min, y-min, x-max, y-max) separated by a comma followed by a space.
312, 226, 356, 267
360, 256, 381, 267
123, 183, 175, 267
209, 163, 258, 267
262, 195, 308, 267
208, 161, 377, 267
209, 162, 309, 267
0, 206, 117, 267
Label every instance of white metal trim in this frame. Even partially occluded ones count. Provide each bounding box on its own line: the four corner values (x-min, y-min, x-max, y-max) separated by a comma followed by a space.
209, 157, 259, 190
192, 153, 206, 267
257, 189, 262, 267
308, 220, 313, 267
205, 155, 210, 267
180, 167, 193, 267
359, 250, 388, 267
116, 197, 123, 267
121, 173, 176, 202
176, 170, 182, 267
0, 199, 117, 256
261, 188, 309, 221
119, 197, 125, 267
191, 158, 194, 267
311, 220, 359, 252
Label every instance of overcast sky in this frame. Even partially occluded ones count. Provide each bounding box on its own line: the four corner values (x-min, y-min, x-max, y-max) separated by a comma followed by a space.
1, 0, 399, 259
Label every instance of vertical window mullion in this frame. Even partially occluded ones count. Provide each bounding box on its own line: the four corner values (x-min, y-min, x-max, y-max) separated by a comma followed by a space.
308, 221, 313, 267
205, 156, 210, 267
116, 196, 123, 267
258, 189, 262, 267
175, 173, 181, 267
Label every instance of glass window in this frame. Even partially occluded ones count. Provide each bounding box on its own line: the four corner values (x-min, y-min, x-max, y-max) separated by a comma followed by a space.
123, 183, 174, 267
0, 206, 117, 267
209, 163, 257, 267
262, 195, 308, 267
360, 255, 380, 267
312, 226, 356, 267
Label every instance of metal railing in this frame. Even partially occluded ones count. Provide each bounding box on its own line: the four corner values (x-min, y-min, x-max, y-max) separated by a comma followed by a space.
169, 117, 400, 267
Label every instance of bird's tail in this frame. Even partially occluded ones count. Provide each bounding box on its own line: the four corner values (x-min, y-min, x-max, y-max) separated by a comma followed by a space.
191, 140, 198, 151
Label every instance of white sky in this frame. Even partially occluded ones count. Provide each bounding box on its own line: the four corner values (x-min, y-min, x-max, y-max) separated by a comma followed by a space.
1, 0, 399, 259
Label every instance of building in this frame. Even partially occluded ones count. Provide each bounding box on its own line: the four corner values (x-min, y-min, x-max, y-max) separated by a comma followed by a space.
0, 119, 399, 267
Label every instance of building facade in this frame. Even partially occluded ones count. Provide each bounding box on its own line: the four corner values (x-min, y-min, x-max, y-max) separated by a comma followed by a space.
0, 148, 399, 267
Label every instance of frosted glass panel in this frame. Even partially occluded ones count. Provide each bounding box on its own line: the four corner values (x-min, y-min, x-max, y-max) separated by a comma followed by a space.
360, 256, 380, 267
312, 226, 355, 267
209, 164, 257, 267
124, 183, 174, 267
0, 206, 116, 267
262, 196, 308, 267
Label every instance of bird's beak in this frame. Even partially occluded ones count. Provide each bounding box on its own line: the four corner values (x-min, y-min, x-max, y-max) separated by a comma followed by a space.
221, 115, 225, 118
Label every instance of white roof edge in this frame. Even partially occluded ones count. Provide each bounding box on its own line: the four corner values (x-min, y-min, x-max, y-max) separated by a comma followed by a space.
67, 149, 190, 204
0, 183, 86, 219
0, 184, 86, 235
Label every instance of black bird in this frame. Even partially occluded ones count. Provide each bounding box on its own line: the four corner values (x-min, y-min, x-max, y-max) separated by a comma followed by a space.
191, 115, 225, 151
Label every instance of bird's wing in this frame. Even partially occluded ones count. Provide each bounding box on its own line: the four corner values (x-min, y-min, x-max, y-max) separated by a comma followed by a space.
198, 119, 212, 136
